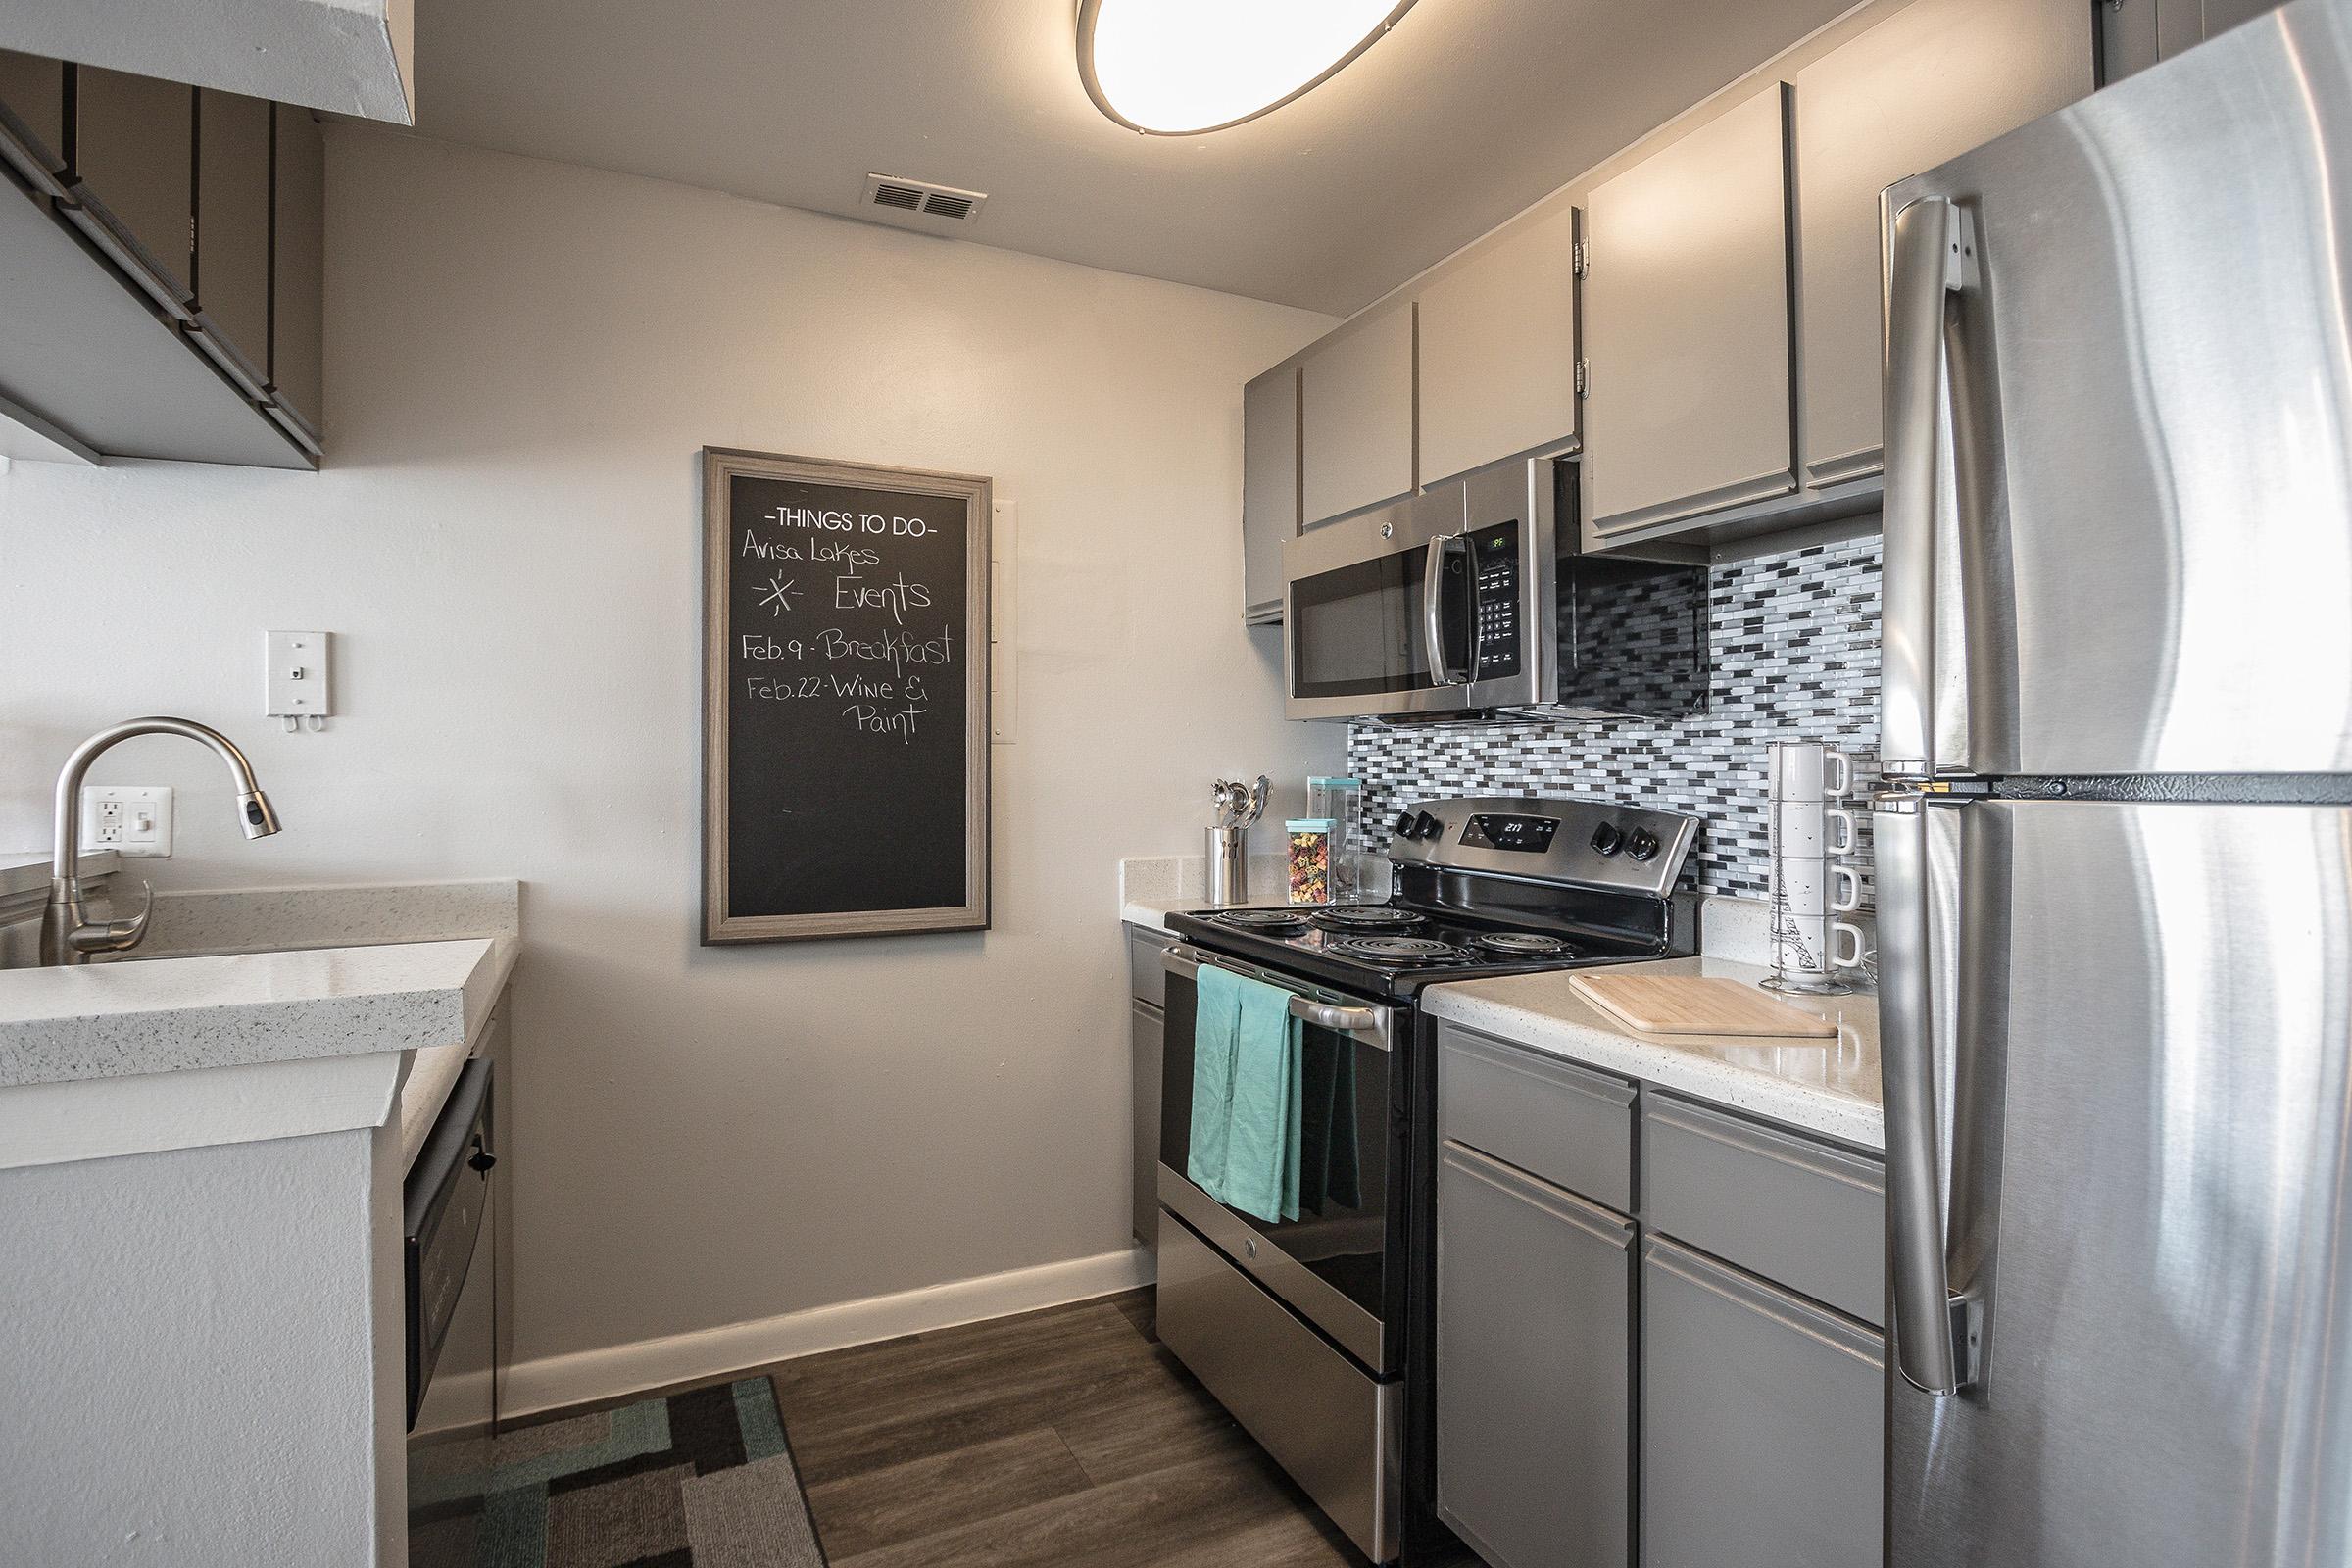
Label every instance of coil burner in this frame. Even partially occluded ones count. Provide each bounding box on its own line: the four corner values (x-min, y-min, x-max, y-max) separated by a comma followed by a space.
1309, 906, 1428, 932
1213, 908, 1311, 933
1327, 935, 1465, 964
1469, 931, 1576, 958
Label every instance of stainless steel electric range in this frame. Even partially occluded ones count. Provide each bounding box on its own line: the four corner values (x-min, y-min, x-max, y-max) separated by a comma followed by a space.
1153, 795, 1700, 1564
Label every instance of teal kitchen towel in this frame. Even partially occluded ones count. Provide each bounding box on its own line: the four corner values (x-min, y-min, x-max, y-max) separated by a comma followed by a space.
1188, 964, 1302, 1224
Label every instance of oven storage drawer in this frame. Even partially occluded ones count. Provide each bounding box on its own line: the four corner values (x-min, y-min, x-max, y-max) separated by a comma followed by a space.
404, 1057, 495, 1430
1641, 1092, 1884, 1325
1156, 1209, 1397, 1563
1438, 1022, 1636, 1211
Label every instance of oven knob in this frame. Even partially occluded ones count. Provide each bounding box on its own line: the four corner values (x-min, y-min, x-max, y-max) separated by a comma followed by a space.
1393, 810, 1418, 839
1411, 810, 1444, 841
1627, 829, 1660, 862
1590, 822, 1625, 857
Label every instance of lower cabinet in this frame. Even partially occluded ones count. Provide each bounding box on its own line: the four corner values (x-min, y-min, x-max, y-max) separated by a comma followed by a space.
1642, 1236, 1883, 1568
1436, 1141, 1632, 1568
1433, 1021, 1886, 1568
1126, 926, 1171, 1250
1130, 996, 1162, 1249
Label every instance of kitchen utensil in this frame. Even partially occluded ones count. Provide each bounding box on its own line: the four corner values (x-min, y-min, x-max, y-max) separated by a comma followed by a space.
1568, 973, 1838, 1038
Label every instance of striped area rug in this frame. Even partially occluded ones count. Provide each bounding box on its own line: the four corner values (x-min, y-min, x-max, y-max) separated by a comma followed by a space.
410, 1378, 829, 1568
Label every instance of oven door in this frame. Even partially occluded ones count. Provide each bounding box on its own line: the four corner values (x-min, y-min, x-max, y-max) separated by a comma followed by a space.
1158, 944, 1402, 1373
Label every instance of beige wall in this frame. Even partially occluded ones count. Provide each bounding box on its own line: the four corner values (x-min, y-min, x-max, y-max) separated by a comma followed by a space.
0, 129, 1340, 1373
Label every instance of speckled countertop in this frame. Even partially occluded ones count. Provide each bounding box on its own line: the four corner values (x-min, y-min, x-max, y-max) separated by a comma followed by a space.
1422, 955, 1882, 1151
0, 937, 513, 1097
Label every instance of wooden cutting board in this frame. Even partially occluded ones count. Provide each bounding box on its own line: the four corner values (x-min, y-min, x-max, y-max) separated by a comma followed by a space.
1568, 973, 1838, 1039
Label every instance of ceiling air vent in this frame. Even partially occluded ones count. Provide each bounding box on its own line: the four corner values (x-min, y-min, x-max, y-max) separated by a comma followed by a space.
861, 173, 989, 231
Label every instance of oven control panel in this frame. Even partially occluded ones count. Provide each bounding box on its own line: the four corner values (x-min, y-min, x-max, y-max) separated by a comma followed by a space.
1467, 522, 1523, 681
1460, 813, 1558, 853
1385, 794, 1700, 896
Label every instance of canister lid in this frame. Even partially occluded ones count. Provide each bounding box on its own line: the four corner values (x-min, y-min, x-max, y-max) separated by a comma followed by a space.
1285, 817, 1338, 832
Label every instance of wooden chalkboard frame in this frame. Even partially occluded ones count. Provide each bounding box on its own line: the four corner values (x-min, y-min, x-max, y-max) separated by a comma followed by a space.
701, 447, 992, 943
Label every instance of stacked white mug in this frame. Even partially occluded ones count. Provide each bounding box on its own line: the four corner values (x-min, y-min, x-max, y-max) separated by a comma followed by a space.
1765, 741, 1866, 994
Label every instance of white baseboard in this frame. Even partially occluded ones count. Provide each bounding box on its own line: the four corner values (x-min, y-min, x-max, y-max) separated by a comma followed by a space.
498, 1246, 1156, 1424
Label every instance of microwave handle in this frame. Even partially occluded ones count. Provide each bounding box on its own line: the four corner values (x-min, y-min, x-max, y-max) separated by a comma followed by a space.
1422, 533, 1470, 686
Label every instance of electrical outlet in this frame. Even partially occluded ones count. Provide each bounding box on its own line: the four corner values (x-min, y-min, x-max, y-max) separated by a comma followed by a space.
80, 785, 173, 858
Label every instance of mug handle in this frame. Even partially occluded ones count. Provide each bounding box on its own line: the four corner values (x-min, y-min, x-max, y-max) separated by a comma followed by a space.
1824, 749, 1852, 799
1832, 919, 1868, 969
1823, 808, 1857, 857
1832, 864, 1863, 913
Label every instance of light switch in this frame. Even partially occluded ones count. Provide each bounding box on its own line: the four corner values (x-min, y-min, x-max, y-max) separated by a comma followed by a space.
266, 630, 334, 725
81, 785, 174, 858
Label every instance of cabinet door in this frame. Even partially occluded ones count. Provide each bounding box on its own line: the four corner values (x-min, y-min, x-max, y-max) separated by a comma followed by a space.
1243, 365, 1299, 622
1300, 304, 1414, 527
1794, 0, 2091, 485
1584, 81, 1793, 538
1642, 1237, 1883, 1568
0, 49, 67, 178
194, 88, 273, 390
1130, 999, 1163, 1250
68, 67, 197, 302
1417, 204, 1581, 487
1437, 1141, 1632, 1568
270, 104, 326, 437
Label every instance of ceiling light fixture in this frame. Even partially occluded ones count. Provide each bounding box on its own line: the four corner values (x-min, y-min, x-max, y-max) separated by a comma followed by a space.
1077, 0, 1420, 136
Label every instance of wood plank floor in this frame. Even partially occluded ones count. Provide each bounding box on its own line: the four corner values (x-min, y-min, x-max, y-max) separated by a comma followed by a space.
763, 1289, 1372, 1567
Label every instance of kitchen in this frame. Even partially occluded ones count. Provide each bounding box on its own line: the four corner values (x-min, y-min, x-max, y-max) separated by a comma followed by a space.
0, 0, 2344, 1565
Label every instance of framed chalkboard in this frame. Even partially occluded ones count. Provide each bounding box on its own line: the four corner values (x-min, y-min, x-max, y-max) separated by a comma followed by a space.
701, 448, 991, 943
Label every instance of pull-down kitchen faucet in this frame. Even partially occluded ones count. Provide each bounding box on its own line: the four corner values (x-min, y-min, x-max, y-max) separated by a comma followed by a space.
43, 717, 280, 966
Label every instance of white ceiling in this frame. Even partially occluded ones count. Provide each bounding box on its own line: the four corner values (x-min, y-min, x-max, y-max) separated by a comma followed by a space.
412, 0, 1855, 317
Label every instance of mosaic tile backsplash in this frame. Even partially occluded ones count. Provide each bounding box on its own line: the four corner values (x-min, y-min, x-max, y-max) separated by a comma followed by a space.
1348, 532, 1884, 906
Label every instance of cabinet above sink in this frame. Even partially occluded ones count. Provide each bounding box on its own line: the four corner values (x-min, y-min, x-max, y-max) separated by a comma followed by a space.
0, 50, 324, 469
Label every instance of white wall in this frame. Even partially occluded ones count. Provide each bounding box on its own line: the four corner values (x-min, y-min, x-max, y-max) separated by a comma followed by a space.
0, 129, 1341, 1376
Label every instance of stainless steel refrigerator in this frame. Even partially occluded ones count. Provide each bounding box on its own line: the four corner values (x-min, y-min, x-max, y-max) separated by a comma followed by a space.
1876, 1, 2352, 1563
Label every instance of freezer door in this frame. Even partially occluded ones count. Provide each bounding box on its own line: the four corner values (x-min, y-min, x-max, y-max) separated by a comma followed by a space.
1881, 0, 2352, 778
1879, 797, 2352, 1567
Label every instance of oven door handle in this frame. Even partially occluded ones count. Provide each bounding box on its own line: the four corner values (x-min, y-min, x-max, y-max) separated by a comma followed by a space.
1162, 945, 1396, 1054
1287, 995, 1392, 1051
1422, 532, 1471, 687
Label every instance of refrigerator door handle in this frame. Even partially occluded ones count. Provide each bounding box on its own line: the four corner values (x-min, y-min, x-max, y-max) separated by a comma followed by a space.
1876, 794, 1972, 1394
1882, 197, 1975, 779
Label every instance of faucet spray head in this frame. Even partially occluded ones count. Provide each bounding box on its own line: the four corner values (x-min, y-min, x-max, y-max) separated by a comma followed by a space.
238, 790, 281, 839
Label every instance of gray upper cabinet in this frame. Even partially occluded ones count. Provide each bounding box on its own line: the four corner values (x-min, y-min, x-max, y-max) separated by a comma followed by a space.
67, 67, 198, 307
1582, 81, 1794, 541
1300, 303, 1414, 527
0, 49, 65, 177
1642, 1237, 1883, 1568
1416, 204, 1581, 488
1242, 364, 1298, 623
0, 58, 323, 466
1793, 0, 2093, 486
2100, 0, 2285, 82
1438, 1140, 1632, 1568
270, 102, 326, 443
194, 87, 274, 391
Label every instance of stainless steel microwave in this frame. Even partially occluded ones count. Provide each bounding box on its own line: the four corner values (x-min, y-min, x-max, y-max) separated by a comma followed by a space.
1282, 458, 1708, 723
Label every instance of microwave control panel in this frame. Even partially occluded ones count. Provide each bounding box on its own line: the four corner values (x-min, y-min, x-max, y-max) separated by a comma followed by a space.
1468, 522, 1524, 680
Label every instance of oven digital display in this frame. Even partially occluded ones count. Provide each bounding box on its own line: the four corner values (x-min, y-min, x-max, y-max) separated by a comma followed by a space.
1460, 814, 1558, 853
